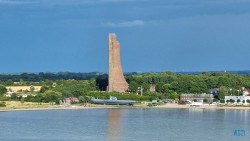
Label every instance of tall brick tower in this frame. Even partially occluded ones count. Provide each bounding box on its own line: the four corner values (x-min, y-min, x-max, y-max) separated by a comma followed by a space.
108, 33, 129, 92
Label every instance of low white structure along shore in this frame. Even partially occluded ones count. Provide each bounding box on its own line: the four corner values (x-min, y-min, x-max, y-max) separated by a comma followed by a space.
225, 96, 250, 105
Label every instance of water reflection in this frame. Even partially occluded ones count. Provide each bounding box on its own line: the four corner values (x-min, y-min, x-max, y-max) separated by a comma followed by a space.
106, 109, 122, 141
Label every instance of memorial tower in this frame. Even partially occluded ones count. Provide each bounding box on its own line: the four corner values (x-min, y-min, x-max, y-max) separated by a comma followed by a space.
108, 33, 128, 92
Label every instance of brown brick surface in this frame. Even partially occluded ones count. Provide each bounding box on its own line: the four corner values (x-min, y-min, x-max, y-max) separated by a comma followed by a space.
108, 33, 128, 92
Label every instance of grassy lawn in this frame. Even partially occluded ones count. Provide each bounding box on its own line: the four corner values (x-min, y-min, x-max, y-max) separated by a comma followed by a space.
0, 101, 50, 110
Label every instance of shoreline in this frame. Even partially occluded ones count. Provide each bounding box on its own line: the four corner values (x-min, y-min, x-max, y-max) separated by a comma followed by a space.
1, 103, 250, 112
156, 103, 250, 110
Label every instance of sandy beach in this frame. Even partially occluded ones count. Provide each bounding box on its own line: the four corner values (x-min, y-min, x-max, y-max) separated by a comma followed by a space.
1, 101, 250, 112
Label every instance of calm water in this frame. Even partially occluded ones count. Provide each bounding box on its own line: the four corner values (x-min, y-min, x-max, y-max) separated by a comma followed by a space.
0, 108, 249, 141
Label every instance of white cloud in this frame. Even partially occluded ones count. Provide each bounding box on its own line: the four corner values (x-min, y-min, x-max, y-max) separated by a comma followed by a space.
105, 20, 145, 27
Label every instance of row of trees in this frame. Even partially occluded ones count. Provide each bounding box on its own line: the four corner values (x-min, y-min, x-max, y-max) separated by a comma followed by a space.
0, 72, 101, 84
127, 72, 250, 92
9, 90, 62, 104
126, 72, 250, 100
1, 71, 250, 103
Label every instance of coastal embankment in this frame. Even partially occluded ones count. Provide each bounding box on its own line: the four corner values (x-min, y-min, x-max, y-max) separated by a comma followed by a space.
1, 101, 250, 112
156, 103, 250, 110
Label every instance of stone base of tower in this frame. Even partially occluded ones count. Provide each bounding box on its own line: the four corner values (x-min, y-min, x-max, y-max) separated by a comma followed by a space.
108, 82, 128, 92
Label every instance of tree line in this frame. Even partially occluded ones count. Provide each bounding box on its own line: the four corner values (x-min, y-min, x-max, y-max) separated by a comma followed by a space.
126, 72, 250, 100
0, 72, 101, 82
0, 71, 250, 103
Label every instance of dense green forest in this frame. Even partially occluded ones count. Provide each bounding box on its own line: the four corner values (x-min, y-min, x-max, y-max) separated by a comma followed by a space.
0, 71, 250, 103
0, 72, 101, 82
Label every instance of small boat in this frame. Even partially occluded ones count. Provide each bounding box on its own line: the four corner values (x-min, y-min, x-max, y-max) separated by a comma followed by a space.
91, 96, 135, 105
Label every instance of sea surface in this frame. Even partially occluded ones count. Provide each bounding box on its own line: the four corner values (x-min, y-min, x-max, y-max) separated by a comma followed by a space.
0, 108, 249, 141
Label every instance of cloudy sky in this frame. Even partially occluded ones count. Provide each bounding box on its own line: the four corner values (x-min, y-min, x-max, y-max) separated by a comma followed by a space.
0, 0, 249, 73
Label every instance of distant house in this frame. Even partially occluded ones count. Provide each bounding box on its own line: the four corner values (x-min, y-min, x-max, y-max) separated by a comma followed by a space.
52, 83, 58, 88
17, 94, 28, 98
5, 92, 13, 97
210, 88, 219, 96
180, 93, 214, 103
243, 90, 250, 96
65, 97, 79, 103
149, 85, 156, 92
6, 93, 36, 98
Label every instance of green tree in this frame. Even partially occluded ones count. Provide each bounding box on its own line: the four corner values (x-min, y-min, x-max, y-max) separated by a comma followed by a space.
51, 80, 97, 98
237, 99, 241, 104
218, 77, 232, 87
79, 96, 85, 103
247, 99, 250, 105
0, 85, 7, 95
72, 90, 84, 98
61, 90, 72, 98
0, 102, 6, 107
175, 81, 190, 93
143, 91, 163, 100
162, 84, 171, 93
20, 98, 25, 104
155, 82, 165, 93
42, 90, 62, 104
5, 80, 13, 86
229, 99, 235, 104
141, 83, 150, 92
205, 77, 218, 89
218, 86, 229, 100
40, 86, 50, 93
11, 93, 18, 100
79, 96, 91, 105
30, 86, 35, 92
129, 81, 138, 92
213, 99, 218, 103
167, 90, 179, 100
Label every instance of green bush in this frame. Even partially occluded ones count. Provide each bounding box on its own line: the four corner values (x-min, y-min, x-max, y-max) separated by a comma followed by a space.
213, 99, 219, 102
179, 101, 187, 105
70, 101, 79, 105
220, 99, 225, 103
147, 103, 157, 107
0, 96, 10, 101
20, 98, 25, 104
0, 102, 6, 107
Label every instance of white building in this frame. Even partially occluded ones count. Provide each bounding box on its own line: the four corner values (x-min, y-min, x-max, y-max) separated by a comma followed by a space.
180, 93, 214, 103
225, 96, 250, 105
243, 90, 250, 96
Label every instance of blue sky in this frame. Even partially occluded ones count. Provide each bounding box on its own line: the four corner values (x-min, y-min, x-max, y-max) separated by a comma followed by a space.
0, 0, 249, 73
